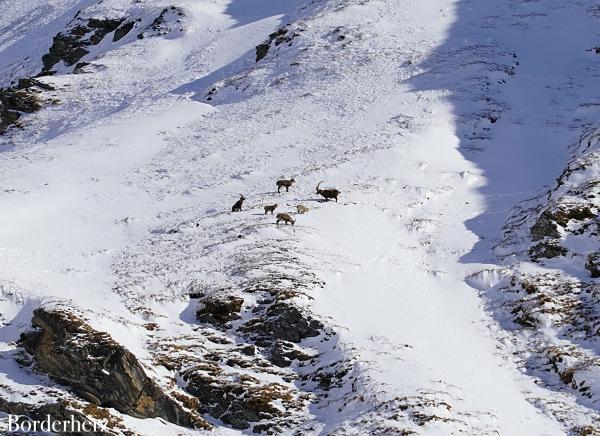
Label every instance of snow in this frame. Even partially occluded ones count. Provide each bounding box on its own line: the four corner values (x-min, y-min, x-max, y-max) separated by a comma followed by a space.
1, 0, 600, 433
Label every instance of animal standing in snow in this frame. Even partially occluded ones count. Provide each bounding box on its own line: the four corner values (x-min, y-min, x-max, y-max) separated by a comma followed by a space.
264, 204, 278, 214
231, 195, 245, 212
316, 181, 341, 202
276, 213, 295, 225
296, 204, 309, 214
276, 177, 296, 192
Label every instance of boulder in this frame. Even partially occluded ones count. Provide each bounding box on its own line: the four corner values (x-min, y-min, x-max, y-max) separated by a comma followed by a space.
196, 294, 244, 325
586, 252, 600, 278
240, 302, 323, 343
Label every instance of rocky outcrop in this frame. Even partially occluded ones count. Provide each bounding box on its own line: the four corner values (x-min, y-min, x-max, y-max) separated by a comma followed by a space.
528, 204, 597, 260
181, 362, 304, 431
42, 18, 128, 72
19, 307, 205, 428
530, 210, 562, 241
255, 27, 299, 62
268, 339, 313, 367
531, 206, 597, 242
137, 7, 185, 40
113, 21, 136, 42
240, 301, 323, 344
196, 294, 244, 325
587, 252, 600, 278
528, 241, 568, 260
0, 78, 54, 134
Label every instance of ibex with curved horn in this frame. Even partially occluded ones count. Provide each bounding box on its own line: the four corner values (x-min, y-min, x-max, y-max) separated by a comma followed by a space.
316, 181, 340, 202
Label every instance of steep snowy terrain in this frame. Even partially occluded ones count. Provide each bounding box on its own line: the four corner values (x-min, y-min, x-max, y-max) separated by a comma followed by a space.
1, 0, 599, 434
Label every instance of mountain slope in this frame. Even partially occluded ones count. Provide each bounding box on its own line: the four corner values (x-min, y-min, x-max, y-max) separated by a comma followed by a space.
0, 0, 599, 434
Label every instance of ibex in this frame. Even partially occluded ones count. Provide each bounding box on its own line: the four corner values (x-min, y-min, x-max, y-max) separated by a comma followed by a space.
276, 213, 295, 225
276, 177, 295, 193
316, 181, 340, 202
264, 204, 277, 214
296, 204, 309, 214
231, 194, 245, 212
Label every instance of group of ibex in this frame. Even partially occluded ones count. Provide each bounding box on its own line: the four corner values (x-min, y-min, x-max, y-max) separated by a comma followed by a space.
231, 178, 341, 226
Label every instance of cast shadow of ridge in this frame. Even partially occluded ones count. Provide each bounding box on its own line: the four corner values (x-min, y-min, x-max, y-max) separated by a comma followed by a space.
408, 0, 595, 264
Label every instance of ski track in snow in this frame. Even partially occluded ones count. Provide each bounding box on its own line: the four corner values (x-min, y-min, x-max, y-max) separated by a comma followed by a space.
1, 0, 600, 434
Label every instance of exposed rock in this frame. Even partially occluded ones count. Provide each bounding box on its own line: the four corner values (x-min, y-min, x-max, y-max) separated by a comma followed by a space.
529, 241, 568, 260
255, 42, 271, 63
182, 365, 303, 431
17, 78, 55, 91
42, 18, 126, 72
255, 27, 299, 62
137, 7, 185, 40
531, 210, 561, 241
268, 340, 313, 367
587, 252, 600, 278
240, 301, 323, 343
551, 205, 596, 226
19, 307, 206, 428
196, 294, 244, 325
113, 21, 136, 42
73, 62, 90, 74
0, 79, 53, 134
531, 205, 597, 242
303, 359, 354, 391
238, 344, 256, 356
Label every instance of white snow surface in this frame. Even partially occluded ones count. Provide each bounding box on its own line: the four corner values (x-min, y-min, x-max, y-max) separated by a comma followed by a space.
1, 0, 600, 434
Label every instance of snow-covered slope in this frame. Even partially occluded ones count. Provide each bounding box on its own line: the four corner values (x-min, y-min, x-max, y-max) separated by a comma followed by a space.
1, 0, 599, 434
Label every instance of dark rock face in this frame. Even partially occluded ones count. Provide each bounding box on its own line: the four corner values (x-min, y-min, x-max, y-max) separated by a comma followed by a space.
42, 18, 126, 72
255, 27, 298, 62
0, 79, 53, 134
113, 21, 135, 42
19, 307, 202, 428
196, 294, 244, 325
587, 252, 600, 278
241, 302, 323, 343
